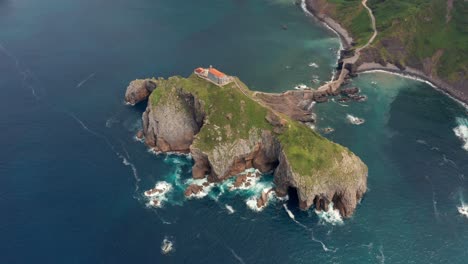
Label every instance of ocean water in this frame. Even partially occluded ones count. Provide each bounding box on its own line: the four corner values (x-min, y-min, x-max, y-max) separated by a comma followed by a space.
0, 0, 467, 263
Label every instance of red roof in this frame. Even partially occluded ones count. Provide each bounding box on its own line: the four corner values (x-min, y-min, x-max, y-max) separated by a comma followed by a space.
195, 67, 204, 73
209, 68, 226, 78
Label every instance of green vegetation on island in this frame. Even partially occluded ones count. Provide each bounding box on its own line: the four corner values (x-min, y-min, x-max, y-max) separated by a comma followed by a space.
150, 74, 271, 151
126, 71, 368, 216
324, 0, 467, 83
149, 74, 361, 184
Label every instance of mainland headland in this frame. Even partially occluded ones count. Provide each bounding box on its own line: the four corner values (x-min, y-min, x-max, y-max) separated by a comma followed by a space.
304, 0, 468, 105
125, 69, 368, 218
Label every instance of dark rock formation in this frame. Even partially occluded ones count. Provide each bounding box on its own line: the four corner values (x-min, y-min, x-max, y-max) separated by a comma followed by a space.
184, 184, 204, 197
341, 87, 359, 96
125, 79, 157, 105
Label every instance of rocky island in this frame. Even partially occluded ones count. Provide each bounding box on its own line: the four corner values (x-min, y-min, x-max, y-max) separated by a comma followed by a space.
125, 68, 368, 218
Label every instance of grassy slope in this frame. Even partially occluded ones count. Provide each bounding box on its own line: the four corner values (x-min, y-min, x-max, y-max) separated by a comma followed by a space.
327, 0, 373, 46
149, 74, 356, 183
325, 0, 467, 82
150, 74, 271, 151
277, 119, 356, 185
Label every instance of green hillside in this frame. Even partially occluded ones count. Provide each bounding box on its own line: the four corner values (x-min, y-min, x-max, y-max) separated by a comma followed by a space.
325, 0, 467, 82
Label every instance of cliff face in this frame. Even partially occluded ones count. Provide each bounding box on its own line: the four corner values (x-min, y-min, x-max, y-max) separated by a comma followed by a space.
142, 86, 205, 152
274, 149, 367, 217
124, 79, 157, 105
125, 74, 368, 218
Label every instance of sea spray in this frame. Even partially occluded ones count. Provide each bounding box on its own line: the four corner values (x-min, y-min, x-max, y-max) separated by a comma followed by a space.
308, 62, 319, 68
458, 203, 468, 218
346, 114, 365, 125
453, 117, 468, 151
161, 237, 175, 255
225, 204, 235, 214
315, 203, 343, 226
458, 191, 468, 218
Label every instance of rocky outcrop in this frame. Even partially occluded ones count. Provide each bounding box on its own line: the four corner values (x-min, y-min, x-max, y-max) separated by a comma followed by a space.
184, 184, 204, 197
274, 149, 367, 218
125, 79, 157, 105
142, 86, 205, 152
126, 75, 368, 218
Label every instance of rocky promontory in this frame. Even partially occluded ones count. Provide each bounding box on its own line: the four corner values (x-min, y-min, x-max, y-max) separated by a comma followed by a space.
125, 74, 368, 218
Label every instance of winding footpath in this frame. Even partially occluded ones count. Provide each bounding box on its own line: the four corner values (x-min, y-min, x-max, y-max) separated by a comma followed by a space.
316, 0, 377, 93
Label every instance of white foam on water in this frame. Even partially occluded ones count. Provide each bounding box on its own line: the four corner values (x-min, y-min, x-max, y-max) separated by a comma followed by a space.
360, 70, 468, 110
161, 237, 175, 255
283, 204, 295, 220
453, 117, 468, 151
458, 206, 468, 218
76, 72, 95, 88
458, 193, 468, 219
0, 43, 43, 100
144, 181, 173, 208
227, 246, 246, 264
346, 114, 365, 125
67, 113, 141, 193
416, 139, 428, 146
299, 0, 343, 63
122, 157, 140, 188
307, 101, 316, 111
283, 204, 338, 252
441, 154, 458, 168
184, 178, 215, 199
225, 204, 235, 214
228, 169, 271, 193
134, 135, 144, 143
308, 62, 319, 68
315, 203, 343, 226
376, 245, 385, 264
294, 84, 308, 90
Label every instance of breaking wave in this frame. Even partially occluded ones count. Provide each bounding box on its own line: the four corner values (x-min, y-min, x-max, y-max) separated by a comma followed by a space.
144, 181, 172, 208
315, 203, 343, 225
225, 204, 235, 214
453, 117, 468, 151
308, 62, 319, 68
458, 203, 468, 219
161, 236, 175, 255
142, 158, 284, 212
346, 114, 365, 125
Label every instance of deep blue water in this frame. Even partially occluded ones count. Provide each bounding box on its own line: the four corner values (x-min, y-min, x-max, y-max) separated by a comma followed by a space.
1, 0, 467, 263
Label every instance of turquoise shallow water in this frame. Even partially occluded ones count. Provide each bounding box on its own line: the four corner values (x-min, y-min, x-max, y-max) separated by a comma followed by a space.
0, 0, 467, 263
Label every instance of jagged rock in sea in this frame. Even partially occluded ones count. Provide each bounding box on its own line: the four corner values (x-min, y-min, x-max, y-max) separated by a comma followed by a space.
124, 79, 157, 105
126, 73, 368, 218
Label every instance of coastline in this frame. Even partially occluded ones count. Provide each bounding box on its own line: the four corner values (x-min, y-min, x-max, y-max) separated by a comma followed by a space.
303, 0, 468, 108
356, 63, 468, 109
302, 0, 353, 50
